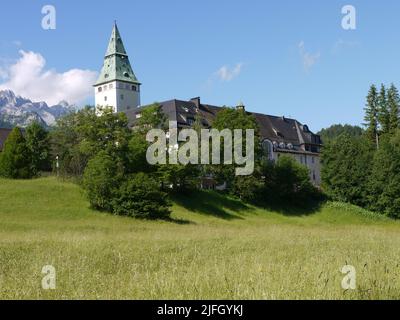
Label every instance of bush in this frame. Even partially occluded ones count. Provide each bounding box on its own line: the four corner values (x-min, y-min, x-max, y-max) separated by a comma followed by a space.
82, 151, 123, 211
0, 127, 32, 179
112, 173, 171, 219
263, 156, 318, 203
232, 175, 263, 202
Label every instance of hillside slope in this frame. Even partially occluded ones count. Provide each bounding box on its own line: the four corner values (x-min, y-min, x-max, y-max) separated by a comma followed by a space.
0, 177, 399, 300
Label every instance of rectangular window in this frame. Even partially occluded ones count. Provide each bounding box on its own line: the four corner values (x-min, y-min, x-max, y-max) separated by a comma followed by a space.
121, 94, 124, 100
104, 96, 107, 102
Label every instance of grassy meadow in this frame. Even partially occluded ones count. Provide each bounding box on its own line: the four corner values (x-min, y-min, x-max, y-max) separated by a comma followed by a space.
0, 177, 400, 300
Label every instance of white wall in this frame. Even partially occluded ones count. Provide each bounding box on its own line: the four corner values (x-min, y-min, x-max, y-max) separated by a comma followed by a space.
95, 81, 140, 113
275, 151, 321, 186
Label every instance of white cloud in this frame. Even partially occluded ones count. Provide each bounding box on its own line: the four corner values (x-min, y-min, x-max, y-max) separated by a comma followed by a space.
0, 50, 97, 105
216, 63, 243, 82
298, 41, 320, 72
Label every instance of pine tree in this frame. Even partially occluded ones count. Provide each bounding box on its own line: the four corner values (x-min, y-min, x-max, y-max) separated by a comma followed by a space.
387, 83, 400, 133
377, 84, 390, 135
364, 84, 379, 148
0, 127, 32, 179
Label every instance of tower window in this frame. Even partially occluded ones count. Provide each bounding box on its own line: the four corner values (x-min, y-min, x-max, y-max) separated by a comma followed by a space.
120, 94, 124, 100
104, 96, 107, 102
98, 87, 102, 93
109, 84, 113, 89
132, 85, 137, 91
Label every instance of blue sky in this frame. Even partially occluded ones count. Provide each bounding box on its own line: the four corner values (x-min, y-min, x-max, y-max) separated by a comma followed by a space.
0, 0, 399, 131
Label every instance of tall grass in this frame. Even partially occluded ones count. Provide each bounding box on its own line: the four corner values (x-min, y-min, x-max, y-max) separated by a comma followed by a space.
0, 177, 399, 300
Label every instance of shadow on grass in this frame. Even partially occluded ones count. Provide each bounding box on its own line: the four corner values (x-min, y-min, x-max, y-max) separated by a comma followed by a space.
162, 216, 194, 225
172, 190, 251, 220
254, 197, 327, 217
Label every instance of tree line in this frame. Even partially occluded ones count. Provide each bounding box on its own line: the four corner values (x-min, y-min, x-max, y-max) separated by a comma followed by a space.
322, 83, 400, 218
0, 105, 318, 219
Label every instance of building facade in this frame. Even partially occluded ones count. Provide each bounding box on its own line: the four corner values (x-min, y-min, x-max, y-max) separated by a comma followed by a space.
126, 98, 322, 186
95, 24, 323, 186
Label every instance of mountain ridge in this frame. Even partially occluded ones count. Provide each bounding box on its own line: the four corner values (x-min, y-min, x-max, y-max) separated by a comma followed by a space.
0, 90, 76, 128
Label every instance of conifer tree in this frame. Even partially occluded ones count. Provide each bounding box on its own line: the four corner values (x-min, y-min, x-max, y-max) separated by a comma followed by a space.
364, 84, 379, 148
387, 83, 400, 133
0, 127, 32, 179
377, 84, 390, 135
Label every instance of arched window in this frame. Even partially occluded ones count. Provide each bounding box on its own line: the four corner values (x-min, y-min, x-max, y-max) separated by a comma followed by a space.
98, 87, 102, 93
262, 139, 274, 161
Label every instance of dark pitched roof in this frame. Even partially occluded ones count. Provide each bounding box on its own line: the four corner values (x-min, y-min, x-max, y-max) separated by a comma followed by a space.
126, 98, 322, 154
0, 128, 12, 151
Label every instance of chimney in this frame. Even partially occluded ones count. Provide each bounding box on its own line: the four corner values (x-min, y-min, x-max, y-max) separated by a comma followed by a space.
236, 101, 245, 111
190, 97, 201, 109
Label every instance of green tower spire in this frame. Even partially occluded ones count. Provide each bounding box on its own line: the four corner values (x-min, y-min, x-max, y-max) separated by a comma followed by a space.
95, 22, 140, 86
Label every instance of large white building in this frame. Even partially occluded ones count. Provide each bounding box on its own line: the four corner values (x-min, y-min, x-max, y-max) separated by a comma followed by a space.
94, 22, 141, 113
95, 24, 323, 186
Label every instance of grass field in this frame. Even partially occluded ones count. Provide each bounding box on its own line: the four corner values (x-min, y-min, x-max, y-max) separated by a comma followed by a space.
1, 177, 400, 300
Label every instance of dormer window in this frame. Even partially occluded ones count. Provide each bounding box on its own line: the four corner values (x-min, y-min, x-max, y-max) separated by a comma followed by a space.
124, 72, 129, 78
273, 128, 284, 138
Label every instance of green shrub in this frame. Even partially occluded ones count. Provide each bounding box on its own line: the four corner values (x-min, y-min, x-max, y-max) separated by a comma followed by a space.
232, 175, 263, 202
112, 173, 171, 219
82, 151, 123, 211
263, 156, 318, 203
0, 127, 33, 179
